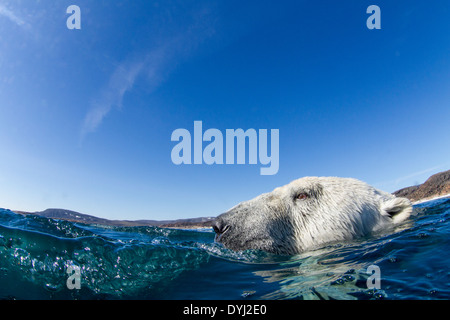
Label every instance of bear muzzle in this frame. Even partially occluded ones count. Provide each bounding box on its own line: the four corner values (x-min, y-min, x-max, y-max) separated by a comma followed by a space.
212, 218, 231, 242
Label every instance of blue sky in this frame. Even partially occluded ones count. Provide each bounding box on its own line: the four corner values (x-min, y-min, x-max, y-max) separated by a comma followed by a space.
1, 0, 449, 220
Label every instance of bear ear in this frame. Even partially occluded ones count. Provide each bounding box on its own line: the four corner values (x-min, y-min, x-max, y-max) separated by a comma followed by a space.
381, 197, 412, 223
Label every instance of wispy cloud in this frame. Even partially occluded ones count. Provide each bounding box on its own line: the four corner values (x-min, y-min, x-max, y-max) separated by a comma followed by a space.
375, 163, 450, 191
0, 4, 27, 27
79, 41, 182, 142
79, 6, 215, 143
391, 166, 444, 185
80, 59, 145, 140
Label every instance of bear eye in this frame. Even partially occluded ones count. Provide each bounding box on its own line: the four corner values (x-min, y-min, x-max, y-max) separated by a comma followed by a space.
296, 192, 308, 200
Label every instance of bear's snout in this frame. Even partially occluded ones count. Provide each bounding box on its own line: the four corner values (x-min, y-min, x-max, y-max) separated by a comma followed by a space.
212, 218, 230, 240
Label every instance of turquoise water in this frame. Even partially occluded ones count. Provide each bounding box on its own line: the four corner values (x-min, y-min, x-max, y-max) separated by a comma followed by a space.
0, 198, 449, 300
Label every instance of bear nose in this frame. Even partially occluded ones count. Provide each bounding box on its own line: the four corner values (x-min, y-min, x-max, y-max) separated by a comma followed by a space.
212, 219, 230, 235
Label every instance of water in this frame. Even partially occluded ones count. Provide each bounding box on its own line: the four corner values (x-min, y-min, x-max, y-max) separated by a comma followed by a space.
0, 198, 449, 300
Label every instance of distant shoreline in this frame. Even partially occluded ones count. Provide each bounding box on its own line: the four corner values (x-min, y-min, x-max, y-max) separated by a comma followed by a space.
412, 193, 450, 205
12, 208, 215, 229
8, 169, 449, 229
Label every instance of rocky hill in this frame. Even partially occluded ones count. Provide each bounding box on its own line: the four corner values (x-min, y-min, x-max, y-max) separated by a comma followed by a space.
393, 169, 450, 202
14, 208, 215, 229
12, 170, 449, 228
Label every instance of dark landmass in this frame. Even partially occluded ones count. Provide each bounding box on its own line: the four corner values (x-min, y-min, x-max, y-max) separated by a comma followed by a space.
393, 169, 450, 202
14, 208, 215, 229
10, 170, 449, 228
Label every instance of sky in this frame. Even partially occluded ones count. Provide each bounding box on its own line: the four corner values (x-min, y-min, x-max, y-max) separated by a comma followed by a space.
0, 0, 449, 221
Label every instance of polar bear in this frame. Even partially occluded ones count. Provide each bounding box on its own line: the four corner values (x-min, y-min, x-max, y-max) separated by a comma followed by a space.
212, 177, 412, 255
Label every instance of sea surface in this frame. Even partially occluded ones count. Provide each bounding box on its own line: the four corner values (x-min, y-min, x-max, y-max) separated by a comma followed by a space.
1, 198, 449, 300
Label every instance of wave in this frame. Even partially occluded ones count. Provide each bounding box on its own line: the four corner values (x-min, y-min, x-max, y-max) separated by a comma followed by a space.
1, 198, 449, 299
0, 209, 209, 299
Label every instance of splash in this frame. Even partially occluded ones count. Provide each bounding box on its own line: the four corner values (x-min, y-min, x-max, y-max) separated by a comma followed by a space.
1, 199, 449, 299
